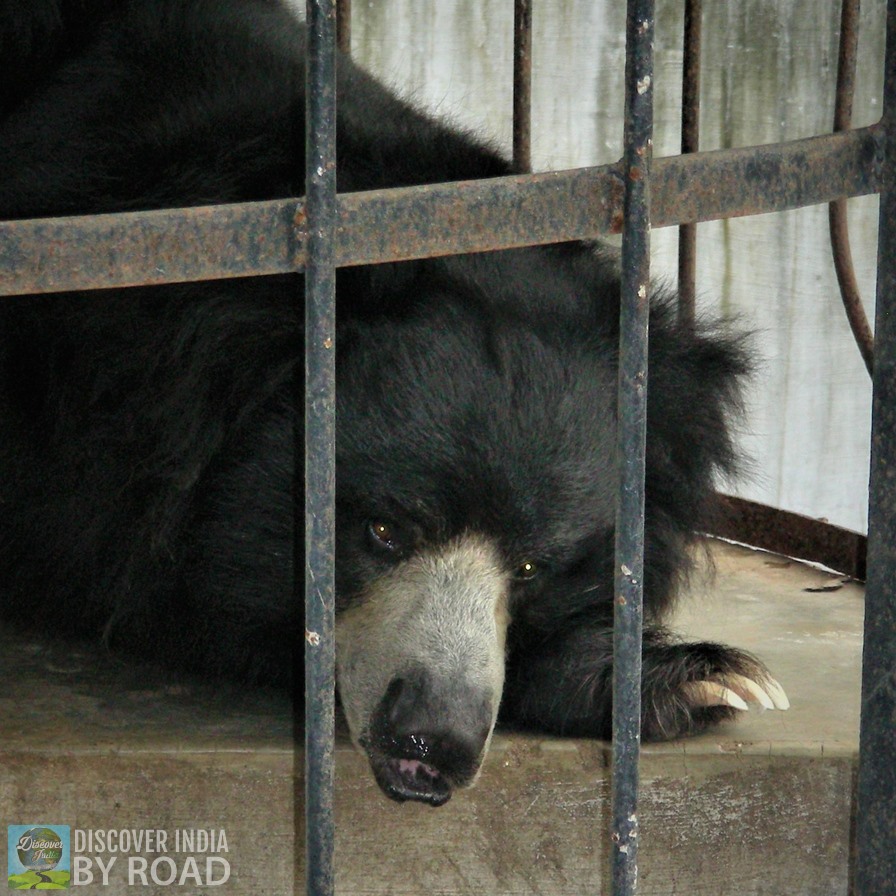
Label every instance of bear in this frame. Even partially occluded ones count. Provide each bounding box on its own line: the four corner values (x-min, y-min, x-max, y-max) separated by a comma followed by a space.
0, 0, 787, 806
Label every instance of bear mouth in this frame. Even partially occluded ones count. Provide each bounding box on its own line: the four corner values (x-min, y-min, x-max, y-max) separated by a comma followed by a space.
368, 753, 454, 807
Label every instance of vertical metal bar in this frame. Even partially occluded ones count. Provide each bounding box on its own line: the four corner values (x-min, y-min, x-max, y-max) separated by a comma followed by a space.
829, 0, 874, 376
854, 0, 896, 892
304, 1, 338, 894
612, 1, 653, 894
513, 0, 533, 173
337, 0, 351, 56
677, 0, 701, 324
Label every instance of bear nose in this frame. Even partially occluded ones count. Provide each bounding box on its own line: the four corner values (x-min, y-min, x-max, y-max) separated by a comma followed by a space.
379, 673, 492, 772
365, 669, 495, 804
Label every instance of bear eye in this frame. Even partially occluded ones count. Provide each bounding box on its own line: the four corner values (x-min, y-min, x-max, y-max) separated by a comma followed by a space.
514, 560, 539, 581
366, 520, 406, 555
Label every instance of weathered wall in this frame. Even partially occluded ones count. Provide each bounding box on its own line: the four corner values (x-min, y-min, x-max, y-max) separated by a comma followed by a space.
334, 0, 884, 533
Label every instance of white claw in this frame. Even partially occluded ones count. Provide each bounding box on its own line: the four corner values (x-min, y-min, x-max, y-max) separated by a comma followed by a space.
685, 681, 749, 711
763, 676, 790, 711
725, 673, 775, 710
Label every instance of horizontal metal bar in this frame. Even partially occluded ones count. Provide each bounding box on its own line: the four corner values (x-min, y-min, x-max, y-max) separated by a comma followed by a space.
0, 125, 881, 296
0, 200, 302, 296
651, 125, 881, 228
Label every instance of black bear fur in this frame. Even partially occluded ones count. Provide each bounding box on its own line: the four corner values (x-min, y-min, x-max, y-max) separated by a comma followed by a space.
0, 0, 779, 804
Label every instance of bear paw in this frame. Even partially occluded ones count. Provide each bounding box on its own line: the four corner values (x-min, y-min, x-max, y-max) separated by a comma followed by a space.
683, 673, 790, 712
639, 640, 789, 741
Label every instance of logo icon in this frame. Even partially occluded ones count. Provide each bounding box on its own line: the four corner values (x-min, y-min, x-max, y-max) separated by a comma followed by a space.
7, 825, 70, 890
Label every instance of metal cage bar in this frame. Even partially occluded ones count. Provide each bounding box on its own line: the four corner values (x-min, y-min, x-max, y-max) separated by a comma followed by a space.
854, 1, 896, 891
513, 0, 533, 172
611, 1, 654, 892
829, 0, 875, 375
677, 0, 701, 324
0, 4, 891, 893
0, 127, 880, 297
303, 2, 338, 894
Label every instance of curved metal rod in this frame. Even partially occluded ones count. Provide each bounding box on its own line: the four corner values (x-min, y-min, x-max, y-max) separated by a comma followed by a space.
830, 201, 874, 374
830, 0, 874, 376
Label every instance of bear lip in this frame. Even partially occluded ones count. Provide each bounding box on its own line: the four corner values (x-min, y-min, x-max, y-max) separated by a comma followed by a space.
368, 753, 454, 807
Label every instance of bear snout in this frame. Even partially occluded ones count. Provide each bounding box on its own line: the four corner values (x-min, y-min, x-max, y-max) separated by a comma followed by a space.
364, 668, 496, 806
336, 533, 510, 804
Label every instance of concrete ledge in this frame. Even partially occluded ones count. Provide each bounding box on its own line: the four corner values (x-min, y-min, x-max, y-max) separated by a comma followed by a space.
0, 541, 863, 894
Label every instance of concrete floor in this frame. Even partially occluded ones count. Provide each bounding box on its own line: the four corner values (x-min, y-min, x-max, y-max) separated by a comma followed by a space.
667, 538, 863, 758
0, 539, 864, 895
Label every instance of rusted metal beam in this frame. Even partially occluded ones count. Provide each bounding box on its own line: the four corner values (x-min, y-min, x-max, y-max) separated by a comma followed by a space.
650, 125, 881, 227
0, 200, 301, 297
0, 126, 881, 297
712, 495, 867, 580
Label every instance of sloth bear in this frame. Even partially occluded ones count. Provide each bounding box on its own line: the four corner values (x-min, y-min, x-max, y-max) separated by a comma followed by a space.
0, 0, 787, 806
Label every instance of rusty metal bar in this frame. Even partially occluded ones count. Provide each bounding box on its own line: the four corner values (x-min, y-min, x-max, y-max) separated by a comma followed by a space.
829, 0, 874, 376
829, 207, 874, 374
303, 1, 338, 894
611, 1, 654, 893
854, 0, 896, 890
677, 0, 701, 324
0, 200, 299, 296
0, 126, 882, 297
513, 0, 533, 172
